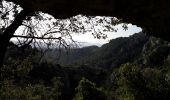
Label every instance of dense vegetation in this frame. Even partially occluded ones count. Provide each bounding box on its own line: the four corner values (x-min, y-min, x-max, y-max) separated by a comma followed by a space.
1, 32, 170, 100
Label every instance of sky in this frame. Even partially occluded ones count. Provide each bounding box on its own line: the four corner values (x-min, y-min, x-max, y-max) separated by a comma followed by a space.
11, 14, 142, 47
11, 22, 142, 47
72, 24, 142, 47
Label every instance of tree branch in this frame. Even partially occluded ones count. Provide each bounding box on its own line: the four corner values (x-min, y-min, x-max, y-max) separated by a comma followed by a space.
13, 35, 61, 40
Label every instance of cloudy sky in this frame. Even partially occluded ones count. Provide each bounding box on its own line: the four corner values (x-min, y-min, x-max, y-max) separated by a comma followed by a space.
72, 24, 142, 46
12, 22, 142, 47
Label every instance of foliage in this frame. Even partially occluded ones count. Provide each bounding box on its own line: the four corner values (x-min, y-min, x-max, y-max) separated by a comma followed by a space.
1, 57, 33, 83
113, 63, 170, 100
0, 77, 64, 100
114, 63, 144, 100
73, 77, 106, 100
1, 51, 64, 100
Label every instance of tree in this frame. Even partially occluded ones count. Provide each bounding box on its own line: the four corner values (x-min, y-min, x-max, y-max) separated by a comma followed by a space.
113, 63, 170, 100
73, 77, 105, 100
0, 0, 120, 68
114, 63, 145, 100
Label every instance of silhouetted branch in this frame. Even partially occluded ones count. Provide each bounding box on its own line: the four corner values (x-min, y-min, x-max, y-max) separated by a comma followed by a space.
13, 35, 61, 40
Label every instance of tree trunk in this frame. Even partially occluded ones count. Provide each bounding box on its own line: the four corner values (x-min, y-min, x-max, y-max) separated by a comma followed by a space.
0, 38, 7, 68
0, 10, 29, 68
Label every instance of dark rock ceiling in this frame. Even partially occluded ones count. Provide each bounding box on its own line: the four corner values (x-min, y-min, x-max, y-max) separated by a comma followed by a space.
6, 0, 170, 41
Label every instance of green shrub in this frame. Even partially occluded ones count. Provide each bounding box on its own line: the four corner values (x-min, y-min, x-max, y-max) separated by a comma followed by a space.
73, 77, 106, 100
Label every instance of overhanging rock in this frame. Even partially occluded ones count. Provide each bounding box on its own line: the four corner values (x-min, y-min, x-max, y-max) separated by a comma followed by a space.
5, 0, 170, 41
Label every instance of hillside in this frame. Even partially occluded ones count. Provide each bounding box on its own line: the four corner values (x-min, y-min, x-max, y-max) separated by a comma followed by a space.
45, 32, 170, 70
2, 32, 170, 100
44, 32, 149, 68
81, 32, 149, 69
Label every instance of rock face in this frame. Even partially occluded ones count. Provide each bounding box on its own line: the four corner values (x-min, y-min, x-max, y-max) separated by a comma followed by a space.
6, 0, 170, 41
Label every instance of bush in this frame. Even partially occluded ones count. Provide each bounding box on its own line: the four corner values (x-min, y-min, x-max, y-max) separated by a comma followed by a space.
73, 77, 106, 100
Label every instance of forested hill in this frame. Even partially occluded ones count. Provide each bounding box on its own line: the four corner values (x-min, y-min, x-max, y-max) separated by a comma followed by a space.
44, 32, 149, 68
79, 32, 149, 69
84, 32, 170, 69
44, 32, 170, 70
44, 45, 99, 65
136, 36, 170, 67
2, 32, 170, 100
